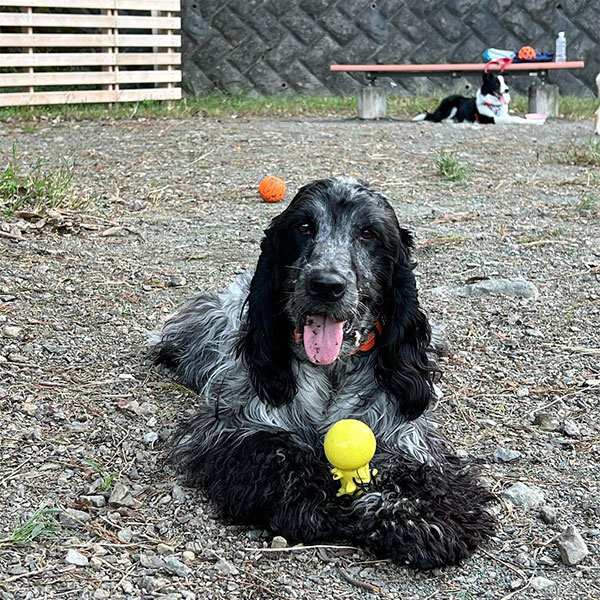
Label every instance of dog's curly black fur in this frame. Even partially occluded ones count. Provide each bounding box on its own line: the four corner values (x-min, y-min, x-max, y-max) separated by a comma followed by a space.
152, 176, 495, 568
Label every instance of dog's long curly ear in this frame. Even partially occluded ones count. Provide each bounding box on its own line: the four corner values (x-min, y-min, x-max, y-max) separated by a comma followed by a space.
375, 228, 434, 420
236, 231, 297, 407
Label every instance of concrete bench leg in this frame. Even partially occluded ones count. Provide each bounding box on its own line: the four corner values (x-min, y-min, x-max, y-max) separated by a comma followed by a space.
528, 83, 559, 117
357, 86, 387, 119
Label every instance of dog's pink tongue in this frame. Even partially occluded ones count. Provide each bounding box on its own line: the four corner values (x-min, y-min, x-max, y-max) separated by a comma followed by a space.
303, 315, 345, 365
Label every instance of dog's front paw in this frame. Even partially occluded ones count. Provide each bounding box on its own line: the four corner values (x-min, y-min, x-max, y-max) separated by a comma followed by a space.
349, 461, 496, 567
351, 491, 459, 568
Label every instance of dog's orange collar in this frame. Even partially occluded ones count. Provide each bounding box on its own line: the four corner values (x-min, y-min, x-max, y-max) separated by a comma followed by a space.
354, 319, 383, 353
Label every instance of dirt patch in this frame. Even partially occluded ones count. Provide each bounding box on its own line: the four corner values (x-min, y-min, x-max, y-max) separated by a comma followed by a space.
1, 115, 599, 599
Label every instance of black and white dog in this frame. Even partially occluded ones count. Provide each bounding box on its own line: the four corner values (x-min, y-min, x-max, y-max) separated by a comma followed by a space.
152, 177, 495, 568
413, 72, 522, 124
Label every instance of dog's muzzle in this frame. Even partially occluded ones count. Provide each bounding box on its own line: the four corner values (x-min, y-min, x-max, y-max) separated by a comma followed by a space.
307, 270, 347, 303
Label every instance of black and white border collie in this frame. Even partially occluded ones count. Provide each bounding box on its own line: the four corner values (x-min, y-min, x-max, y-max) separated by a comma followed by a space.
413, 72, 524, 124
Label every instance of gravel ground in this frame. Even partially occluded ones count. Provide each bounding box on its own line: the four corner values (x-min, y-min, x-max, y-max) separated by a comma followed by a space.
0, 114, 599, 600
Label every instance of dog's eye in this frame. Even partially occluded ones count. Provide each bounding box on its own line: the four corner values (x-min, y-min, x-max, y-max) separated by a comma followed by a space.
297, 222, 312, 235
360, 228, 375, 240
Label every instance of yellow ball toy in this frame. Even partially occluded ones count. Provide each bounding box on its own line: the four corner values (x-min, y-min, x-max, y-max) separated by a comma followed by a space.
324, 419, 377, 497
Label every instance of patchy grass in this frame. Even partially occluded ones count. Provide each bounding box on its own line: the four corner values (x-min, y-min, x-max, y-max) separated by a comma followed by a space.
0, 142, 88, 216
0, 94, 443, 121
510, 95, 597, 119
1, 93, 593, 122
576, 194, 599, 213
558, 96, 599, 120
557, 137, 600, 166
0, 508, 62, 547
435, 150, 467, 182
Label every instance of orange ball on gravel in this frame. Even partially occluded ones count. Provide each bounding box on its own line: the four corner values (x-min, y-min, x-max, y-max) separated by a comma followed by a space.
259, 176, 286, 203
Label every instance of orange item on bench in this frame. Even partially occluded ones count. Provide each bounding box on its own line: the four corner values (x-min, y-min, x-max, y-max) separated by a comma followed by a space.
518, 46, 537, 60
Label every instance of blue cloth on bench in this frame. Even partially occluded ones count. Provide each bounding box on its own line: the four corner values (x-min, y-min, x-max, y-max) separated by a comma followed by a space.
513, 52, 555, 63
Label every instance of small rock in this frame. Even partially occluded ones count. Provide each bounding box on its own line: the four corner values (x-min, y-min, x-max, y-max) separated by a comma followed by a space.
163, 556, 191, 577
501, 482, 545, 509
587, 528, 600, 537
463, 278, 539, 299
524, 327, 544, 338
42, 343, 65, 354
530, 576, 556, 592
139, 575, 166, 591
93, 590, 110, 599
92, 544, 108, 557
533, 412, 560, 431
121, 581, 134, 594
557, 525, 589, 565
213, 559, 239, 576
246, 529, 263, 541
509, 579, 524, 591
69, 421, 87, 432
156, 543, 174, 555
271, 535, 288, 549
493, 447, 522, 463
170, 274, 187, 287
172, 484, 186, 504
563, 419, 580, 437
108, 482, 137, 508
516, 387, 529, 397
59, 509, 92, 528
538, 555, 555, 566
139, 553, 165, 570
117, 527, 133, 543
21, 402, 38, 416
539, 505, 558, 524
143, 431, 159, 448
80, 495, 106, 508
65, 549, 89, 566
182, 551, 195, 563
138, 402, 158, 416
3, 325, 23, 339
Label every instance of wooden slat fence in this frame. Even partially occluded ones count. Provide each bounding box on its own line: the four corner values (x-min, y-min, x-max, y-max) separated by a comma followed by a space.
0, 0, 181, 107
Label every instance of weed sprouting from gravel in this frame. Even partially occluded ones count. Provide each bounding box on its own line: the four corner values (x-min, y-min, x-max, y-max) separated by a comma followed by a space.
558, 138, 600, 166
83, 459, 118, 492
0, 508, 62, 547
575, 195, 599, 213
0, 142, 88, 216
435, 150, 467, 182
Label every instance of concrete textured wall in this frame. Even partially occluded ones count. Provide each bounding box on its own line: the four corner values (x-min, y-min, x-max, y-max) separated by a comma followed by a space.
181, 0, 599, 97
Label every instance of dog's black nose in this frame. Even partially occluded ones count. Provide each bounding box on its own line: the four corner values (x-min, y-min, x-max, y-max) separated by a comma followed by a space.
307, 271, 347, 302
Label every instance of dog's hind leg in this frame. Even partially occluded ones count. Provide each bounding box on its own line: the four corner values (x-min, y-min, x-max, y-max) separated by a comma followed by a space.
413, 98, 456, 123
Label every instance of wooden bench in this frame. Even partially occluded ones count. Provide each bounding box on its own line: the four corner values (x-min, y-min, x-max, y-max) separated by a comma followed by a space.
330, 61, 585, 119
